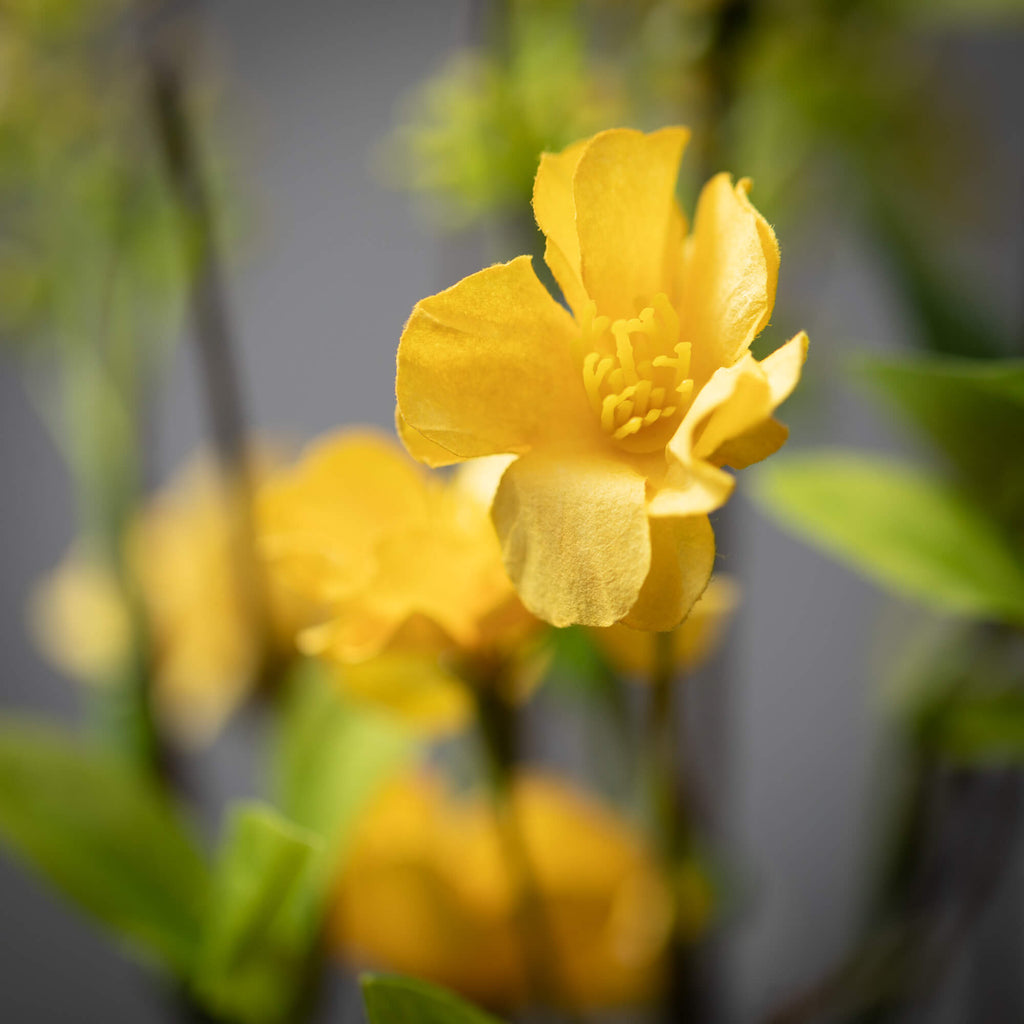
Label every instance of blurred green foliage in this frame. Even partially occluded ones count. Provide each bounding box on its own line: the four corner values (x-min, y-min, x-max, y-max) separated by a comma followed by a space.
0, 662, 417, 1023
0, 0, 185, 355
362, 973, 505, 1024
273, 657, 415, 886
0, 714, 209, 975
756, 452, 1024, 625
192, 804, 322, 1024
381, 0, 626, 228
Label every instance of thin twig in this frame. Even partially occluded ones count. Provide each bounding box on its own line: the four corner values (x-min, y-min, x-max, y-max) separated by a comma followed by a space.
140, 2, 274, 679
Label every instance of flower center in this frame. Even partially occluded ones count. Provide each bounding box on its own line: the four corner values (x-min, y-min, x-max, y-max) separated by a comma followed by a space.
573, 293, 693, 453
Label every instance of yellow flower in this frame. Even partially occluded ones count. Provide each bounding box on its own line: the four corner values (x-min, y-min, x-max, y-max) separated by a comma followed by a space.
30, 554, 132, 682
32, 455, 300, 740
592, 575, 739, 677
331, 769, 694, 1012
258, 431, 539, 730
397, 127, 807, 630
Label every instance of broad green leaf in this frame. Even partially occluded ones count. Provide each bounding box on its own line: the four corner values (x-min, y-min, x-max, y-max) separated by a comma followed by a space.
754, 453, 1024, 625
859, 355, 1024, 510
0, 716, 208, 974
274, 658, 414, 884
361, 973, 505, 1024
929, 692, 1024, 765
192, 803, 322, 1024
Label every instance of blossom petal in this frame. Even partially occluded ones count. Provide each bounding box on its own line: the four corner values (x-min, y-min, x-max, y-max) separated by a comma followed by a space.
491, 451, 650, 628
682, 174, 779, 388
533, 140, 589, 315
331, 655, 472, 735
757, 329, 808, 406
711, 418, 789, 471
259, 431, 428, 601
648, 357, 768, 517
396, 256, 589, 461
650, 333, 807, 516
573, 127, 690, 319
622, 515, 715, 631
705, 331, 808, 469
395, 409, 461, 468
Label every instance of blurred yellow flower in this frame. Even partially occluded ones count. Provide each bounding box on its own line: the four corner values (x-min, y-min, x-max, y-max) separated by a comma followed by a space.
31, 456, 300, 740
30, 554, 131, 682
331, 769, 702, 1012
397, 127, 807, 630
592, 575, 739, 677
258, 431, 540, 731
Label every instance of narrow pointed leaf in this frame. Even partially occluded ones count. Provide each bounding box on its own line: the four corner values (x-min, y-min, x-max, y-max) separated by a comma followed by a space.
193, 802, 322, 1024
361, 973, 505, 1024
754, 453, 1024, 624
0, 716, 208, 975
275, 658, 414, 881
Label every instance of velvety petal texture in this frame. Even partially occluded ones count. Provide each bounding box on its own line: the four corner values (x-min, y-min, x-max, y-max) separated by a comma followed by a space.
533, 139, 590, 316
396, 256, 589, 460
397, 127, 807, 630
682, 175, 780, 388
572, 127, 690, 319
622, 515, 715, 632
651, 333, 809, 518
492, 452, 651, 628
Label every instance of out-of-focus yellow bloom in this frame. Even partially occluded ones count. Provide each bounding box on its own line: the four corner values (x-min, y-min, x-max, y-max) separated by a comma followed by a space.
30, 554, 132, 681
592, 575, 739, 677
31, 457, 301, 740
331, 769, 701, 1012
258, 431, 540, 731
397, 127, 807, 631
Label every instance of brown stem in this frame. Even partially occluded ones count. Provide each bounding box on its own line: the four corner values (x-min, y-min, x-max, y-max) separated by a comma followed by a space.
648, 630, 711, 1024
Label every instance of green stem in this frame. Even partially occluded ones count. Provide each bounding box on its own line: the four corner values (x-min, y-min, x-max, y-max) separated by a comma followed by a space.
61, 235, 163, 781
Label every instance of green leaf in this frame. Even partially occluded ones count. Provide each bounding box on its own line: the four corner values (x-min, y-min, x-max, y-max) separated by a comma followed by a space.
0, 716, 208, 974
931, 692, 1024, 766
753, 452, 1024, 625
859, 355, 1024, 511
192, 803, 322, 1024
361, 973, 505, 1024
274, 658, 415, 882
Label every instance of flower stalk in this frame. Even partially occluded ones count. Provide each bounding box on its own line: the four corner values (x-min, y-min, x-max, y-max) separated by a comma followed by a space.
648, 629, 708, 1024
141, 3, 275, 688
472, 677, 571, 1021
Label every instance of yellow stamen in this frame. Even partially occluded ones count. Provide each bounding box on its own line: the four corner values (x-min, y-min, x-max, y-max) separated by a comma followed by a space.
574, 293, 695, 452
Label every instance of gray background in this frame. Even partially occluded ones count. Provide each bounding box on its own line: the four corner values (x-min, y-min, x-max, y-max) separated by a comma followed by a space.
0, 2, 1021, 1021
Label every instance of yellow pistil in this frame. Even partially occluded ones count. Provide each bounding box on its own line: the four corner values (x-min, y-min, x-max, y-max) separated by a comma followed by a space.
575, 293, 692, 453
